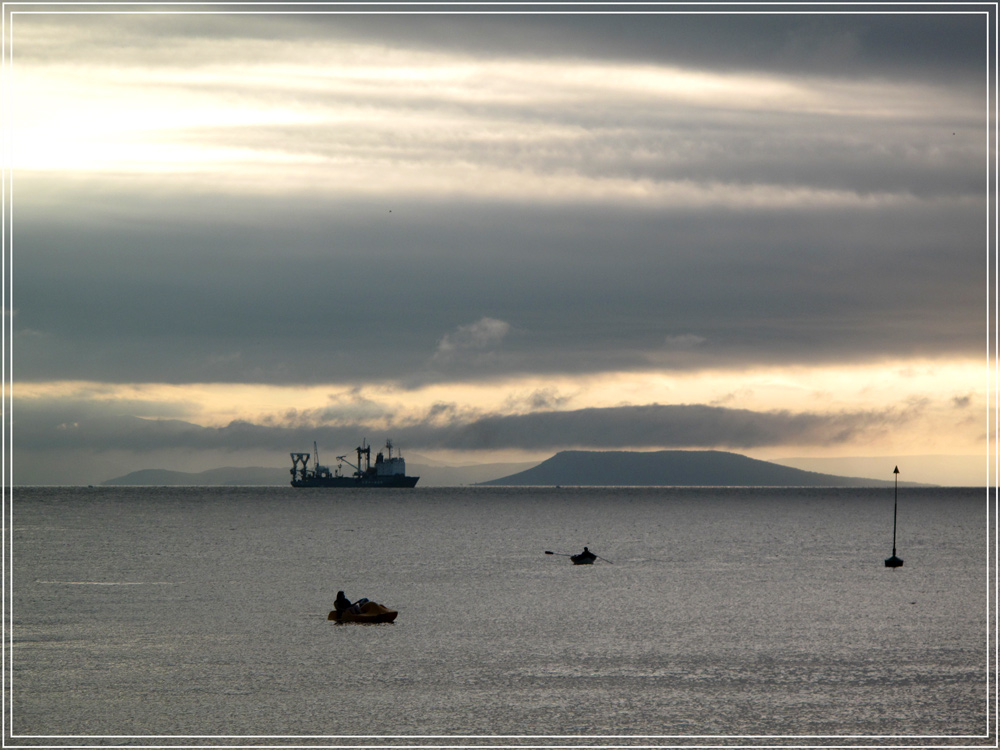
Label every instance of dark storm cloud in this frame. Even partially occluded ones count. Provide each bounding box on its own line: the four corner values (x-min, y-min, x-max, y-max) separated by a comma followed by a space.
414, 403, 911, 451
13, 397, 912, 456
12, 185, 984, 385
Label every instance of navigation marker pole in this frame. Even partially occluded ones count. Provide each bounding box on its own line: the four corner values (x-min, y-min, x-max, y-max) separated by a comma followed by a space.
884, 466, 903, 568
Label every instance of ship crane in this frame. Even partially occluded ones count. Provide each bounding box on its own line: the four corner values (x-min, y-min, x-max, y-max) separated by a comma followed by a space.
289, 452, 311, 481
336, 454, 360, 474
337, 440, 372, 477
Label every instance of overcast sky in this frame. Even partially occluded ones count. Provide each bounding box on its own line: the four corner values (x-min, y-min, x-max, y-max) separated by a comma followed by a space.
5, 2, 993, 484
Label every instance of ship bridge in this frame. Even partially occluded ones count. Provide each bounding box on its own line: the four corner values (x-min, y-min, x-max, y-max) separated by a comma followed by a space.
374, 440, 407, 477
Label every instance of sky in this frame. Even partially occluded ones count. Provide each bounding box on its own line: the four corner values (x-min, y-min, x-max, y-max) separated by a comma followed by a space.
3, 2, 995, 485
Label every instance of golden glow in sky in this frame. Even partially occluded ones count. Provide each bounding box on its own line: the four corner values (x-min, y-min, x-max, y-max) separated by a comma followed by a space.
11, 34, 980, 206
15, 355, 988, 459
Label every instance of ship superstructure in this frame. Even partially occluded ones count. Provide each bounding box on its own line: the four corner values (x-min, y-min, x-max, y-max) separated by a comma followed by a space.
290, 439, 419, 488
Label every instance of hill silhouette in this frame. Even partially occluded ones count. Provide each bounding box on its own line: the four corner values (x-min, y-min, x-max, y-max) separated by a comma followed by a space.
103, 467, 290, 486
480, 450, 910, 486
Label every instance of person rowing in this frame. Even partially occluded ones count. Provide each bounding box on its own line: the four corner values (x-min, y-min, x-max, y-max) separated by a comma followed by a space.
545, 547, 612, 564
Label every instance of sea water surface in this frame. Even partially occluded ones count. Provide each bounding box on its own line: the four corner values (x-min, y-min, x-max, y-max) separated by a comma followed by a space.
7, 486, 992, 745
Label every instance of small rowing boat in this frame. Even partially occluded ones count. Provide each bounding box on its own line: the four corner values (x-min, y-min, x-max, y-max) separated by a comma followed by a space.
571, 550, 597, 565
328, 600, 398, 624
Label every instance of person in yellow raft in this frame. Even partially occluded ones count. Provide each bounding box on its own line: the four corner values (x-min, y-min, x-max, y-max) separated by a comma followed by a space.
334, 590, 352, 615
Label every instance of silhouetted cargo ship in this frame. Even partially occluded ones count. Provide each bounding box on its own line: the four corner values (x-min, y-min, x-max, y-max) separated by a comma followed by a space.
290, 440, 419, 488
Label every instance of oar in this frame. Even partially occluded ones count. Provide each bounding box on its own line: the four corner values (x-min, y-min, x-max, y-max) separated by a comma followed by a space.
595, 555, 614, 564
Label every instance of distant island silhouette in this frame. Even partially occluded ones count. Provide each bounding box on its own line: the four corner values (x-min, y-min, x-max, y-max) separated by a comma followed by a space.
102, 467, 290, 486
101, 450, 927, 487
101, 460, 537, 487
479, 450, 924, 487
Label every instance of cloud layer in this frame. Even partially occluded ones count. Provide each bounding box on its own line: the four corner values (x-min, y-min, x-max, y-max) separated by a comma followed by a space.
13, 396, 915, 472
6, 6, 990, 482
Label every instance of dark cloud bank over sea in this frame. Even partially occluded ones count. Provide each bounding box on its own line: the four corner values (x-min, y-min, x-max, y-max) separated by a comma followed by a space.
13, 399, 921, 484
14, 193, 984, 387
21, 402, 902, 452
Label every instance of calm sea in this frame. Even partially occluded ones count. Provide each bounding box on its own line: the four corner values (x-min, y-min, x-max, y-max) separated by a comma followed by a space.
7, 486, 992, 745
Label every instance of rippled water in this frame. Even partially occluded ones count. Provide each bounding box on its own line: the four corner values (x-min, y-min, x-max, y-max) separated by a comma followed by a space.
8, 486, 991, 744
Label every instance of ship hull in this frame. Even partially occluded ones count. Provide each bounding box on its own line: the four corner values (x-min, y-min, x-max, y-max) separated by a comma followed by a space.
292, 475, 419, 488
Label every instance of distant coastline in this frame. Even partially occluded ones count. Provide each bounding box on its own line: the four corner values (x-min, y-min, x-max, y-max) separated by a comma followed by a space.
90, 449, 953, 488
